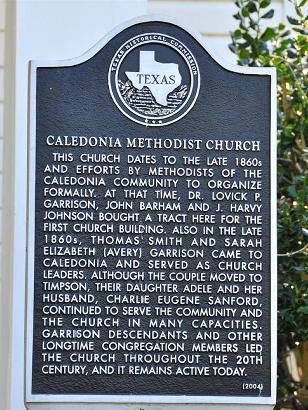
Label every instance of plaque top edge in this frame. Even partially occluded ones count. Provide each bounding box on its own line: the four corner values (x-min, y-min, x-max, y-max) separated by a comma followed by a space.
29, 14, 276, 79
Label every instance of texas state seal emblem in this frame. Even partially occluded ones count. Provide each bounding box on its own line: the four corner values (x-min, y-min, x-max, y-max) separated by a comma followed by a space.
108, 33, 200, 126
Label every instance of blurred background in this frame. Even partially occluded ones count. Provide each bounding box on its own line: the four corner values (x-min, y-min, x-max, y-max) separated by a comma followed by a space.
0, 1, 306, 409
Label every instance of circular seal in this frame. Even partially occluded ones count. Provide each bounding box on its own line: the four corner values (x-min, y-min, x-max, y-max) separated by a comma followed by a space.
108, 33, 200, 126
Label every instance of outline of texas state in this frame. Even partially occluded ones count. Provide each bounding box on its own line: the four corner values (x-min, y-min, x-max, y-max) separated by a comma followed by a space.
125, 51, 182, 106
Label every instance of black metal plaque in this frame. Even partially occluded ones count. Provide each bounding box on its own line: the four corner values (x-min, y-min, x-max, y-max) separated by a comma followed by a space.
27, 17, 276, 405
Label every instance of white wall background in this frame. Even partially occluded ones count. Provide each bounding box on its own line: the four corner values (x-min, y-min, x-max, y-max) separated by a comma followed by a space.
0, 0, 304, 410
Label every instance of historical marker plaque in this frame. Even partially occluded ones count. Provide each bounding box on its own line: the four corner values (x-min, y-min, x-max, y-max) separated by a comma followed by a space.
26, 16, 276, 407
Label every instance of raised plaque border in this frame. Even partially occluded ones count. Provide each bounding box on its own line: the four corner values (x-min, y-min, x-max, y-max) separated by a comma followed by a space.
26, 14, 277, 406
